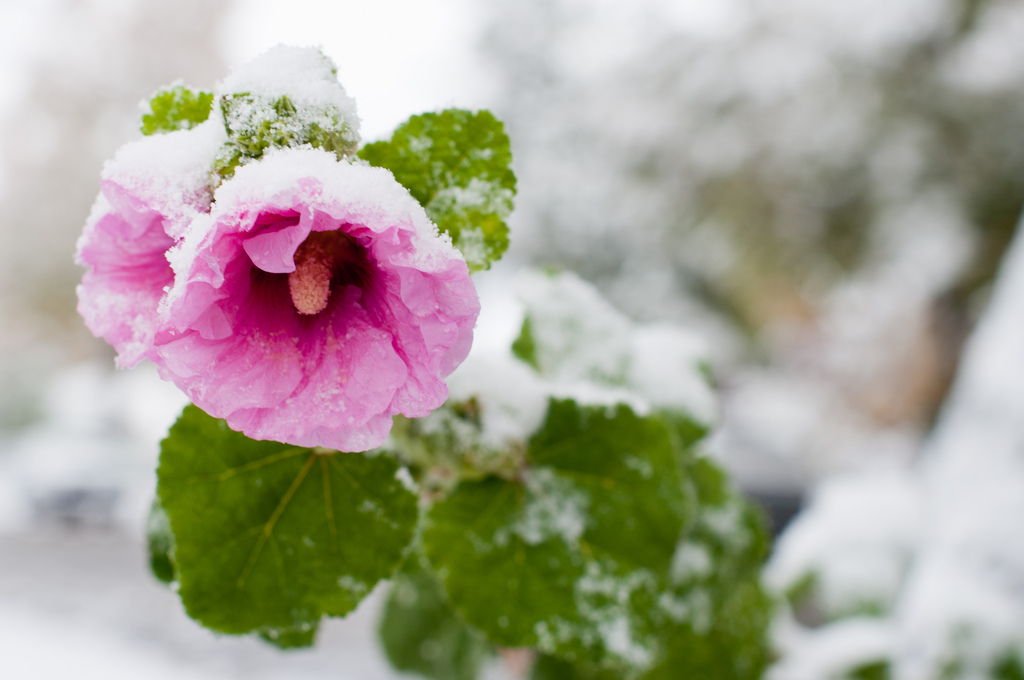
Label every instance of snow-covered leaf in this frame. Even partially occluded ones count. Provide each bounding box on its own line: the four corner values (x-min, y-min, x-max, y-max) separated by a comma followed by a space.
157, 405, 417, 639
642, 580, 772, 680
358, 109, 515, 271
423, 398, 693, 672
513, 270, 718, 429
526, 456, 772, 679
639, 458, 772, 680
213, 93, 357, 180
211, 46, 360, 180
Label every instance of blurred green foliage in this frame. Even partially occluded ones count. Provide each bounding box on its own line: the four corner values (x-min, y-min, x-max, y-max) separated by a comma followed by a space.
141, 84, 213, 135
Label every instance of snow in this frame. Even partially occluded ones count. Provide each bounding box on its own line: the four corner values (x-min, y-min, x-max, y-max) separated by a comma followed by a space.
890, 213, 1024, 679
218, 45, 361, 152
486, 0, 1016, 507
221, 45, 346, 107
0, 361, 188, 535
220, 0, 492, 143
7, 0, 1024, 675
532, 562, 659, 670
600, 615, 651, 669
0, 604, 223, 680
765, 471, 923, 618
629, 324, 715, 423
775, 0, 945, 62
770, 617, 894, 680
444, 351, 548, 450
709, 192, 971, 493
98, 118, 226, 238
516, 466, 590, 546
166, 146, 461, 319
939, 0, 1024, 93
574, 562, 659, 668
670, 543, 713, 582
431, 178, 514, 219
393, 466, 417, 493
427, 267, 717, 465
0, 530, 433, 679
516, 268, 633, 386
515, 269, 716, 426
768, 213, 1024, 678
465, 257, 525, 354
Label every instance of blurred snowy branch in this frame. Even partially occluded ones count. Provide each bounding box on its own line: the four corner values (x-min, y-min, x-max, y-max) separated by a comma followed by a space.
769, 209, 1024, 679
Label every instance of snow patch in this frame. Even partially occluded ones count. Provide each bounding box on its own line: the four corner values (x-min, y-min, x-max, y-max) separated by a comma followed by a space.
516, 467, 590, 546
218, 44, 360, 144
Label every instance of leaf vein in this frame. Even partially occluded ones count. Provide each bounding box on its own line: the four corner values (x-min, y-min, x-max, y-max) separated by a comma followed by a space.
327, 456, 387, 508
237, 453, 317, 588
267, 534, 289, 595
166, 446, 308, 482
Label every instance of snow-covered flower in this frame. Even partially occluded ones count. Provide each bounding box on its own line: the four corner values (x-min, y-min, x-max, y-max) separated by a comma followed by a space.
154, 148, 480, 452
75, 122, 223, 367
77, 46, 480, 451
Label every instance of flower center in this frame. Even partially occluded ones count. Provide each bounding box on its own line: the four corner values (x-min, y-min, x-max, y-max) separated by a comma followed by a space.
288, 230, 371, 315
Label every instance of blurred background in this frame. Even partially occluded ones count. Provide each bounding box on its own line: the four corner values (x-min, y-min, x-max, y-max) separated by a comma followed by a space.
2, 0, 1023, 677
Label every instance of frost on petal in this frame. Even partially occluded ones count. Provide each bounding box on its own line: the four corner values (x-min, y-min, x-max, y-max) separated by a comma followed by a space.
157, 148, 480, 451
75, 122, 224, 367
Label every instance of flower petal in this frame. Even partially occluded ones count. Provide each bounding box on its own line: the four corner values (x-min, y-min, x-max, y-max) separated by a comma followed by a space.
156, 148, 480, 451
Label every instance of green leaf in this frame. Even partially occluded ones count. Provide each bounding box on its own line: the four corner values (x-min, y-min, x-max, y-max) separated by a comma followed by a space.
533, 579, 773, 680
157, 405, 418, 637
661, 412, 710, 456
146, 497, 176, 584
389, 398, 528, 491
258, 621, 320, 650
423, 399, 693, 671
141, 84, 213, 135
511, 316, 540, 371
993, 652, 1024, 680
849, 660, 892, 680
358, 109, 516, 271
664, 458, 770, 633
641, 580, 773, 680
531, 654, 620, 680
637, 458, 772, 680
213, 93, 359, 181
380, 562, 492, 680
529, 402, 692, 573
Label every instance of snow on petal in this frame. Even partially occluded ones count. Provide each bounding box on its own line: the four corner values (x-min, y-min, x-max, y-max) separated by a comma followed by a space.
75, 121, 224, 367
156, 147, 479, 451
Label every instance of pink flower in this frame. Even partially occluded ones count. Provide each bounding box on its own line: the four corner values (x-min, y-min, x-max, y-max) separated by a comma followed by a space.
76, 124, 223, 367
155, 148, 480, 452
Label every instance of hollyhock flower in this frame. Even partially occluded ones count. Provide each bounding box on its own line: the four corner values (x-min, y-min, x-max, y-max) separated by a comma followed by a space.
76, 122, 224, 366
155, 147, 480, 452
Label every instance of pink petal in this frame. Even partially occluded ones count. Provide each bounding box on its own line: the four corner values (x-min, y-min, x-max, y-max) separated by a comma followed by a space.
154, 149, 480, 451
